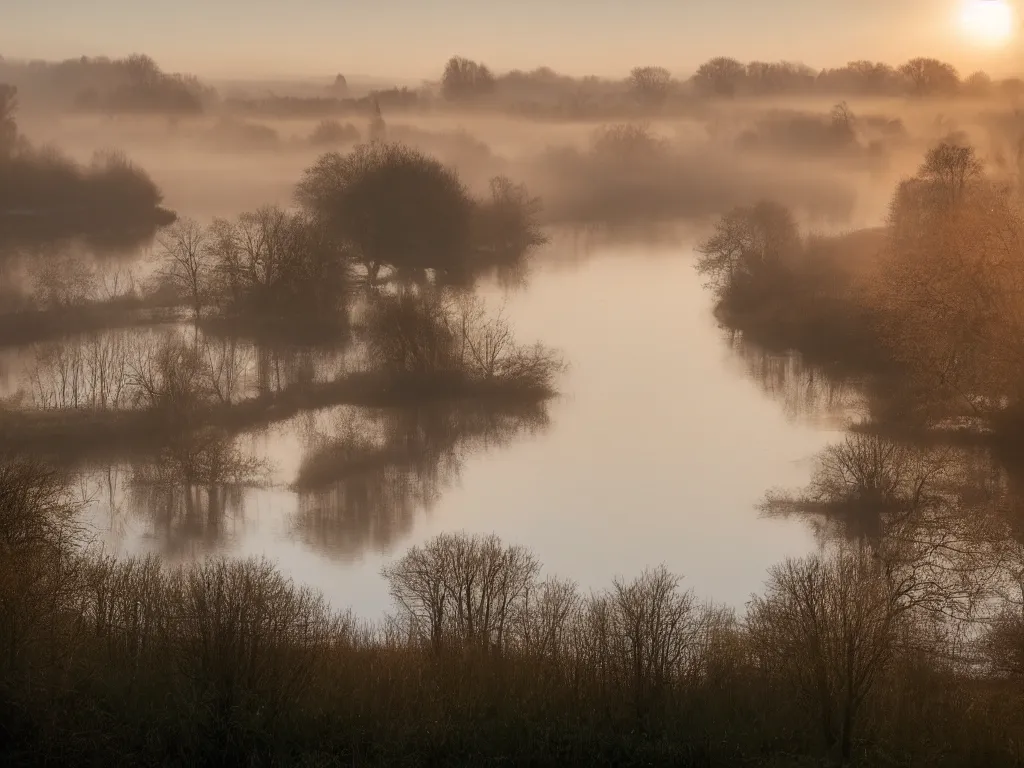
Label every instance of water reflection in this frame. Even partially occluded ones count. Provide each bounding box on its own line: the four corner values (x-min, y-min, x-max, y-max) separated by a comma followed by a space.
292, 399, 551, 558
761, 432, 1017, 616
726, 330, 866, 427
7, 326, 503, 436
80, 427, 269, 557
10, 243, 853, 614
130, 428, 270, 556
0, 237, 171, 346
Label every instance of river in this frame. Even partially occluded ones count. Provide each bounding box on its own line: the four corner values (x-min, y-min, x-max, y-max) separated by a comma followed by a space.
54, 237, 854, 618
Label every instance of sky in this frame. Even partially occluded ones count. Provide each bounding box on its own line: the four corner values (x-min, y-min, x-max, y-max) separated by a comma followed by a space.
3, 0, 1024, 81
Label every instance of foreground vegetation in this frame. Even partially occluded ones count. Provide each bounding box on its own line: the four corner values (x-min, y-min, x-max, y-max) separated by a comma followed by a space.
3, 440, 1024, 766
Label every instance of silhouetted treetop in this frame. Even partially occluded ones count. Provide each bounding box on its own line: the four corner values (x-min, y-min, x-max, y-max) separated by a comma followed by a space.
295, 143, 547, 284
629, 66, 673, 106
295, 143, 475, 281
919, 142, 984, 204
0, 53, 212, 114
0, 138, 173, 242
424, 53, 995, 113
441, 56, 496, 101
898, 57, 960, 96
693, 57, 747, 96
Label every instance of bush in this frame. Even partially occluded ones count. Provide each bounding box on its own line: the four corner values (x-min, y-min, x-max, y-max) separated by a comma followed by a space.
362, 289, 565, 394
308, 119, 360, 147
0, 145, 165, 219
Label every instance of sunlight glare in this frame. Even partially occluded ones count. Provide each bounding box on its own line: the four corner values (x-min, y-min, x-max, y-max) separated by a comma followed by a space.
960, 0, 1016, 47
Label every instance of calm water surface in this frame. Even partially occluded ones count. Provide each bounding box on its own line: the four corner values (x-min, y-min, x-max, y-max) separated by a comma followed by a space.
73, 242, 848, 617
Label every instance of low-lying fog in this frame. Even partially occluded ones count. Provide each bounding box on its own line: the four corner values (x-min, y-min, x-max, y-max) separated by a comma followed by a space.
19, 94, 1022, 226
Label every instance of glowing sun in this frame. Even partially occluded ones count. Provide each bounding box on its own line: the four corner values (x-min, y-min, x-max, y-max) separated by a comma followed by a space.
960, 0, 1016, 46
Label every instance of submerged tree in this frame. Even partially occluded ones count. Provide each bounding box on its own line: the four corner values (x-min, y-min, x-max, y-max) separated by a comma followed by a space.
362, 289, 564, 393
130, 427, 268, 553
474, 176, 548, 262
205, 206, 350, 326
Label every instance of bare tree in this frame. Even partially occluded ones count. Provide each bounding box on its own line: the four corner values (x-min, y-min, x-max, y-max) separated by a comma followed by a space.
363, 289, 564, 391
519, 576, 582, 663
609, 566, 703, 711
0, 457, 85, 685
30, 253, 98, 309
127, 332, 209, 419
158, 218, 210, 321
747, 549, 917, 762
202, 336, 252, 406
383, 532, 540, 654
919, 142, 984, 206
696, 200, 800, 297
474, 175, 548, 260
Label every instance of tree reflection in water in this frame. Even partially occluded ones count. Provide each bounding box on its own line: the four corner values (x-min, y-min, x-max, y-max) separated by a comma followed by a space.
761, 432, 1019, 621
75, 428, 270, 561
726, 330, 865, 427
291, 399, 551, 558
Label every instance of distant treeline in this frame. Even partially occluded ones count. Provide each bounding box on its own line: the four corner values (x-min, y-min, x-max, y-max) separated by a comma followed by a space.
225, 87, 421, 118
0, 83, 175, 243
5, 50, 1022, 121
441, 55, 1024, 105
0, 53, 214, 114
227, 55, 1024, 119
